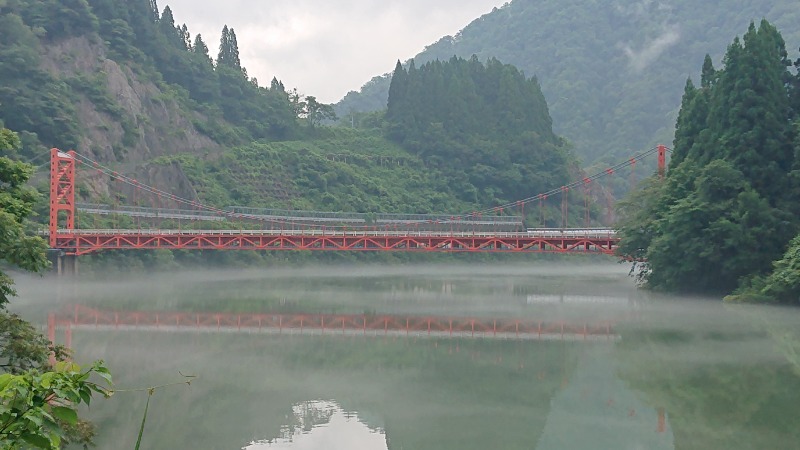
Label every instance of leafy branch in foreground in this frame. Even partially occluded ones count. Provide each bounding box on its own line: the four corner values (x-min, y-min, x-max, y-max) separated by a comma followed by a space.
0, 361, 112, 449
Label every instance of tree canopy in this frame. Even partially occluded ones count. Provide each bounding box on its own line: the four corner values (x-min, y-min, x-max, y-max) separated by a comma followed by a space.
0, 132, 49, 306
616, 20, 800, 300
385, 56, 570, 206
0, 128, 111, 448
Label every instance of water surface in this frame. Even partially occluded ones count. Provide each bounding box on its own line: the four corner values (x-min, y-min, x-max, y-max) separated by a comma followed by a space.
14, 263, 800, 449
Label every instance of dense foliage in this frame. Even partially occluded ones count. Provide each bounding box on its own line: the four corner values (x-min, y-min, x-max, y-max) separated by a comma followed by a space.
0, 1, 84, 151
616, 21, 800, 302
757, 236, 800, 303
0, 127, 110, 448
0, 130, 48, 307
0, 0, 326, 158
385, 56, 570, 205
156, 128, 475, 214
0, 361, 111, 449
337, 0, 800, 165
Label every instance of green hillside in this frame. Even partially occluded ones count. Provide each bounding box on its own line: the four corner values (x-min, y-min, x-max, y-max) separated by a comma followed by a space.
336, 0, 800, 164
155, 128, 477, 215
0, 0, 299, 161
1, 0, 592, 260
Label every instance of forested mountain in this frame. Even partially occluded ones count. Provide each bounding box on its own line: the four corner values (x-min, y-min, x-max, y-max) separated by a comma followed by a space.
336, 0, 800, 164
0, 0, 302, 169
152, 57, 573, 218
0, 0, 582, 236
616, 20, 800, 303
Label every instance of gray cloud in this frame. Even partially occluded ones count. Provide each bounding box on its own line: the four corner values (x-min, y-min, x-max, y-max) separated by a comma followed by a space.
622, 25, 681, 72
611, 0, 681, 72
164, 0, 503, 102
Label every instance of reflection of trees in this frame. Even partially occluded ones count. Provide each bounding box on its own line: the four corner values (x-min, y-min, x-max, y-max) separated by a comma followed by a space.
276, 336, 581, 449
378, 340, 579, 450
80, 332, 581, 449
283, 401, 337, 437
731, 305, 800, 377
278, 401, 337, 440
772, 331, 800, 376
616, 313, 800, 450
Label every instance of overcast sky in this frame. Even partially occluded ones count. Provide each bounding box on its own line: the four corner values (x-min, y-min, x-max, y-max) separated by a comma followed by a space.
164, 0, 503, 103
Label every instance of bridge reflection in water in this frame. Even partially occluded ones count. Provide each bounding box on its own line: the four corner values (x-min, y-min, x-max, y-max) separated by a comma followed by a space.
48, 305, 622, 349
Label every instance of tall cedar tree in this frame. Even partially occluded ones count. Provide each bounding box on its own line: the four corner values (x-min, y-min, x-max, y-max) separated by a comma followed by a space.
217, 25, 241, 70
707, 22, 794, 204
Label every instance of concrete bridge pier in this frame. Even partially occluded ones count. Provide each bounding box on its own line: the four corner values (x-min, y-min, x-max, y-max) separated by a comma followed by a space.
49, 250, 79, 277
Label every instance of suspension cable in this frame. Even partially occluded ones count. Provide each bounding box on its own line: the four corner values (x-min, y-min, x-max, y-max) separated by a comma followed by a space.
69, 146, 670, 231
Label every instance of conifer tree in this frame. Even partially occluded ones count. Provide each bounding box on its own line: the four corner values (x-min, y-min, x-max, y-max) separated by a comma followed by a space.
160, 5, 174, 26
149, 0, 159, 22
386, 60, 407, 119
158, 5, 182, 47
700, 54, 717, 89
670, 79, 700, 168
217, 25, 242, 70
228, 28, 241, 70
386, 60, 412, 140
193, 34, 210, 63
188, 33, 218, 103
270, 77, 285, 93
790, 50, 800, 117
180, 23, 190, 49
668, 55, 713, 168
708, 21, 794, 203
217, 25, 230, 67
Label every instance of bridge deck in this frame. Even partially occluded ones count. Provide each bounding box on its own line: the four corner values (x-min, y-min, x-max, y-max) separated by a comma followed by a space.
50, 228, 619, 256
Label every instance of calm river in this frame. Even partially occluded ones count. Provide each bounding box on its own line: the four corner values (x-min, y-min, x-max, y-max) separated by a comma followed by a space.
13, 262, 800, 449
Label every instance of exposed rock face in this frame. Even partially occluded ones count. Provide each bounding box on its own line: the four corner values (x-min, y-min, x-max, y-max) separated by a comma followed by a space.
81, 161, 198, 208
40, 36, 219, 200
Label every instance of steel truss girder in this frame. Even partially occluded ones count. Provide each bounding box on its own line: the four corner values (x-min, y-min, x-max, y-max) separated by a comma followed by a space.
53, 232, 619, 256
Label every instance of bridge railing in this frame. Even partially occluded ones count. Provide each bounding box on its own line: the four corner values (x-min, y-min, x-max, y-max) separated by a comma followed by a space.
225, 207, 367, 224
526, 228, 616, 237
51, 228, 617, 238
76, 203, 525, 231
77, 203, 227, 221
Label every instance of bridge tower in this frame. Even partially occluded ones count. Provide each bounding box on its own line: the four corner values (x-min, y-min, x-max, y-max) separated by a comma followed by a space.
657, 145, 667, 178
49, 148, 76, 244
49, 149, 78, 275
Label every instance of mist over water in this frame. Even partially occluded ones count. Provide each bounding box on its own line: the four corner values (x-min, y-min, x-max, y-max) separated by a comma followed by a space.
11, 262, 800, 449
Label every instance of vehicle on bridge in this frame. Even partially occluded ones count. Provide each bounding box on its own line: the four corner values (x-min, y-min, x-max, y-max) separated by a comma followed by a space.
526, 228, 616, 237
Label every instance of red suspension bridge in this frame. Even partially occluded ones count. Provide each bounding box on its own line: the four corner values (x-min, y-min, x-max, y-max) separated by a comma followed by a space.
48, 146, 668, 259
